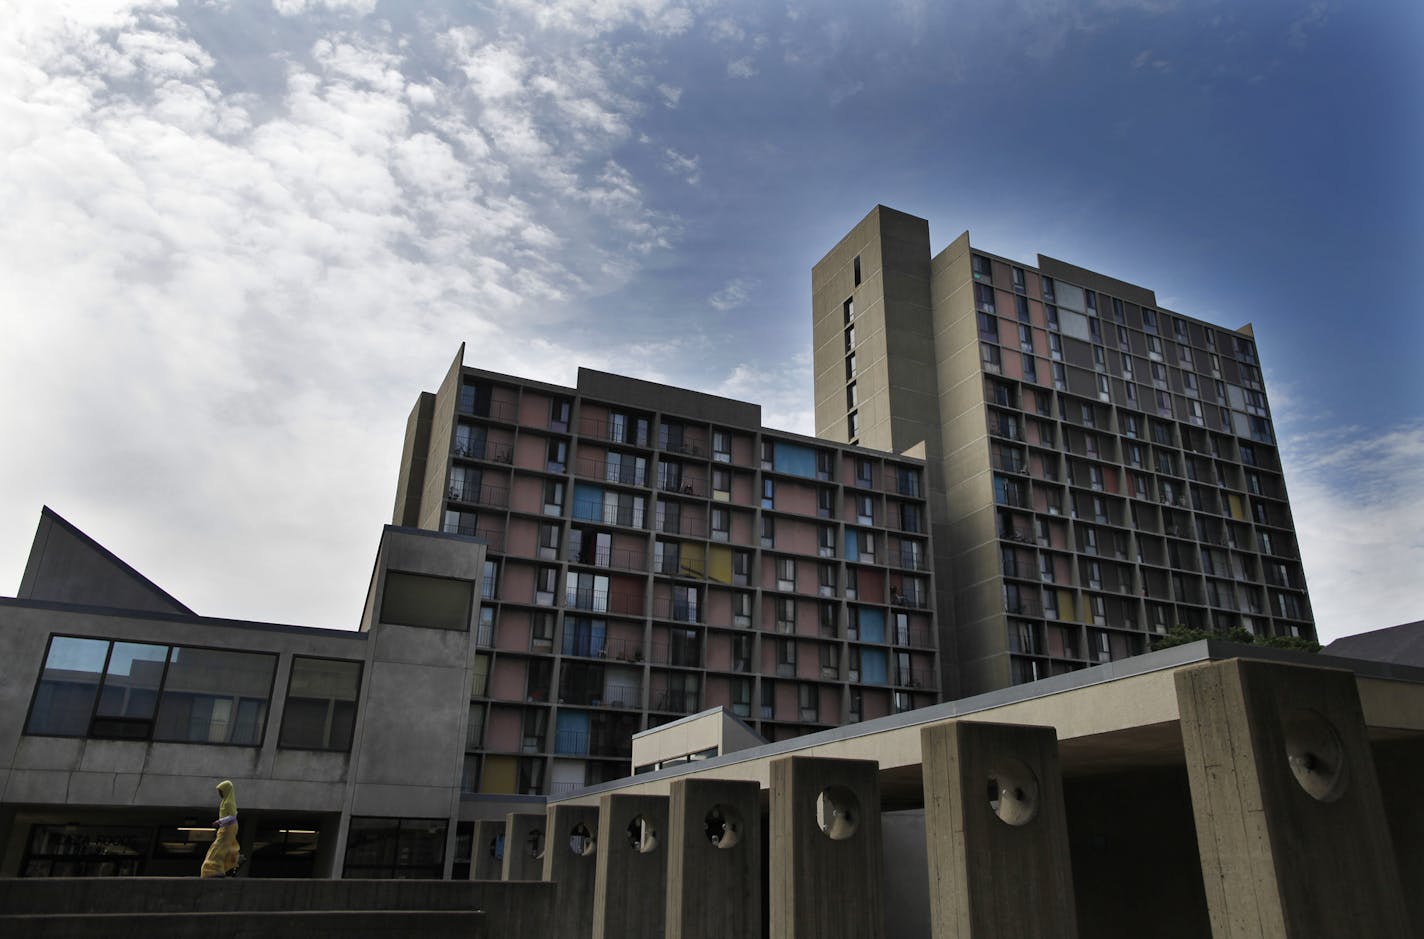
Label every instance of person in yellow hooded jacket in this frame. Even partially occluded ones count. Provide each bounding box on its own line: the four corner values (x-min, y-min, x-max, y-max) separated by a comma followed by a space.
200, 780, 243, 878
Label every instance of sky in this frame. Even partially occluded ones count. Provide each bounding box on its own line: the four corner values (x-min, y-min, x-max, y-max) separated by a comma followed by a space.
1, 0, 1420, 644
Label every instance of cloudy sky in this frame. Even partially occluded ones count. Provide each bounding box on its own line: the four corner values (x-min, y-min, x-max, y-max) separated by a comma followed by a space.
1, 0, 1419, 643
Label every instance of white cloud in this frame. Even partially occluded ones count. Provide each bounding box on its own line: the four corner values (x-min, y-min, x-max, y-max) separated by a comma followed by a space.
0, 2, 692, 626
726, 56, 756, 79
715, 351, 815, 437
661, 146, 700, 184
1287, 1, 1328, 50
1277, 418, 1424, 643
708, 277, 752, 311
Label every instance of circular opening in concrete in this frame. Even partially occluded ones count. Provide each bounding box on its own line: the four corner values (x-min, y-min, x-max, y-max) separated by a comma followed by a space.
527, 828, 545, 859
626, 814, 659, 853
986, 758, 1040, 827
569, 822, 596, 857
703, 804, 743, 849
1284, 709, 1349, 802
815, 786, 860, 841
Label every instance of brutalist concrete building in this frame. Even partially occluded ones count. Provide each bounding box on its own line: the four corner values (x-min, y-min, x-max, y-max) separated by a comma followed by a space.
813, 206, 1315, 698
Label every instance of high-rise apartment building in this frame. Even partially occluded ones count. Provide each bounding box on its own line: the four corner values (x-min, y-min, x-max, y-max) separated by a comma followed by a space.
393, 350, 937, 795
813, 206, 1314, 697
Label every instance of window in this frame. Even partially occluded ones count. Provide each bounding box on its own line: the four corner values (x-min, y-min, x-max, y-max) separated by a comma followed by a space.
974, 283, 996, 314
25, 637, 278, 746
1012, 267, 1026, 292
777, 639, 797, 674
733, 550, 751, 586
845, 325, 856, 353
777, 599, 796, 634
538, 524, 559, 560
899, 503, 923, 533
820, 644, 840, 679
853, 255, 861, 286
712, 430, 731, 463
846, 382, 858, 410
1048, 333, 1062, 360
848, 411, 860, 439
1015, 294, 1030, 322
546, 439, 568, 473
535, 566, 558, 604
857, 495, 874, 524
856, 459, 874, 488
531, 612, 555, 652
977, 311, 999, 340
711, 507, 730, 541
761, 515, 775, 547
1142, 309, 1158, 333
344, 817, 447, 879
761, 478, 775, 510
777, 557, 797, 592
1051, 362, 1066, 390
799, 683, 819, 722
761, 439, 774, 470
843, 297, 854, 324
980, 343, 1001, 374
733, 592, 752, 627
972, 253, 993, 282
279, 658, 361, 751
712, 469, 731, 502
818, 563, 837, 597
817, 487, 835, 518
845, 353, 857, 380
1021, 354, 1038, 384
818, 526, 836, 557
543, 480, 565, 516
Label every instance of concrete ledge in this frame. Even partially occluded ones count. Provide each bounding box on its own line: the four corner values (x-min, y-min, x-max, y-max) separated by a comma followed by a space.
0, 909, 483, 939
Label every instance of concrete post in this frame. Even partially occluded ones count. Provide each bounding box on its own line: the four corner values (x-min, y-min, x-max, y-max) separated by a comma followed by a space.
769, 756, 884, 939
503, 812, 547, 881
920, 720, 1077, 938
543, 803, 600, 939
593, 793, 670, 939
1175, 658, 1410, 938
471, 818, 505, 881
667, 777, 761, 939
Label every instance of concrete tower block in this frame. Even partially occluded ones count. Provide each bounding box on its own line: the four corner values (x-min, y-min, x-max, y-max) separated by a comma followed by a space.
543, 803, 600, 939
769, 756, 885, 939
667, 777, 762, 939
503, 812, 547, 881
920, 720, 1077, 939
1175, 659, 1410, 938
471, 818, 506, 881
593, 793, 670, 939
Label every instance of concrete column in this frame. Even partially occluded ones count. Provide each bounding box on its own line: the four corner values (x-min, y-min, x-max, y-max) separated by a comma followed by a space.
543, 803, 600, 939
1175, 659, 1410, 938
593, 793, 670, 939
471, 818, 505, 881
503, 812, 547, 881
920, 720, 1077, 939
667, 777, 761, 939
769, 756, 884, 939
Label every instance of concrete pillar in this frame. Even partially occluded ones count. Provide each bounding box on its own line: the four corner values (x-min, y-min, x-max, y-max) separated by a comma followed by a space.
593, 793, 670, 939
667, 777, 761, 939
769, 756, 884, 939
503, 812, 547, 881
543, 803, 600, 939
471, 818, 505, 881
920, 720, 1077, 939
1175, 659, 1410, 938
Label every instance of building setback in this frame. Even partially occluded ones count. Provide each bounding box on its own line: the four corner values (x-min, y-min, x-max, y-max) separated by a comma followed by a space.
813, 206, 1315, 697
392, 351, 938, 796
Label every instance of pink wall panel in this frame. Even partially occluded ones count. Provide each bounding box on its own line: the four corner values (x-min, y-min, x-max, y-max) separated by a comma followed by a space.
510, 475, 545, 515
485, 706, 522, 751
490, 660, 526, 702
518, 391, 551, 428
497, 610, 531, 652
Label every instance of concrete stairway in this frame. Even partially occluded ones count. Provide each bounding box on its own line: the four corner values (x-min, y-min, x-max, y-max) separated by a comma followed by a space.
0, 878, 553, 938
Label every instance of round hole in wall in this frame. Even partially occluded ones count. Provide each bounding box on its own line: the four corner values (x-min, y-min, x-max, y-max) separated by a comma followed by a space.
703, 804, 743, 849
986, 757, 1040, 827
626, 814, 659, 853
527, 828, 545, 859
814, 786, 860, 841
1283, 709, 1349, 802
569, 822, 596, 857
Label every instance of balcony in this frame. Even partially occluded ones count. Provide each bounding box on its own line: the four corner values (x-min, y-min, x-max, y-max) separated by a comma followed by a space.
895, 667, 937, 690
651, 595, 702, 623
447, 482, 509, 508
658, 476, 707, 498
566, 544, 647, 572
649, 641, 702, 668
566, 588, 645, 617
453, 440, 514, 464
441, 524, 507, 552
458, 397, 517, 422
575, 457, 647, 487
651, 689, 700, 714
888, 588, 929, 610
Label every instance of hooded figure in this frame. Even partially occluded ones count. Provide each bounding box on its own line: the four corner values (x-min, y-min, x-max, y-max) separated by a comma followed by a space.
200, 780, 241, 878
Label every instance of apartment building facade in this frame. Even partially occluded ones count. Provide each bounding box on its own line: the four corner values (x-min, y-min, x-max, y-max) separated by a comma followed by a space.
393, 350, 938, 796
813, 206, 1315, 697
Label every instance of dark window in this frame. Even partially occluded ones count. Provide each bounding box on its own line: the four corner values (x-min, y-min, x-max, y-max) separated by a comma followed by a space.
343, 817, 447, 879
278, 657, 362, 751
381, 571, 473, 631
153, 647, 277, 745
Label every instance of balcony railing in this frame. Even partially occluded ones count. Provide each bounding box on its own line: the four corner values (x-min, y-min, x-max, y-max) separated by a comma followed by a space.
662, 438, 707, 458
651, 689, 700, 714
566, 545, 648, 572
648, 641, 702, 668
573, 503, 647, 530
895, 667, 937, 690
888, 589, 929, 609
458, 398, 518, 422
575, 457, 647, 487
894, 627, 936, 648
448, 482, 509, 508
453, 441, 514, 464
566, 588, 645, 617
578, 416, 650, 448
658, 476, 707, 498
651, 596, 702, 623
441, 524, 507, 552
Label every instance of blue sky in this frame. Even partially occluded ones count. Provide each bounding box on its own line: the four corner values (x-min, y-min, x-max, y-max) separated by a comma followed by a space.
1, 0, 1419, 642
